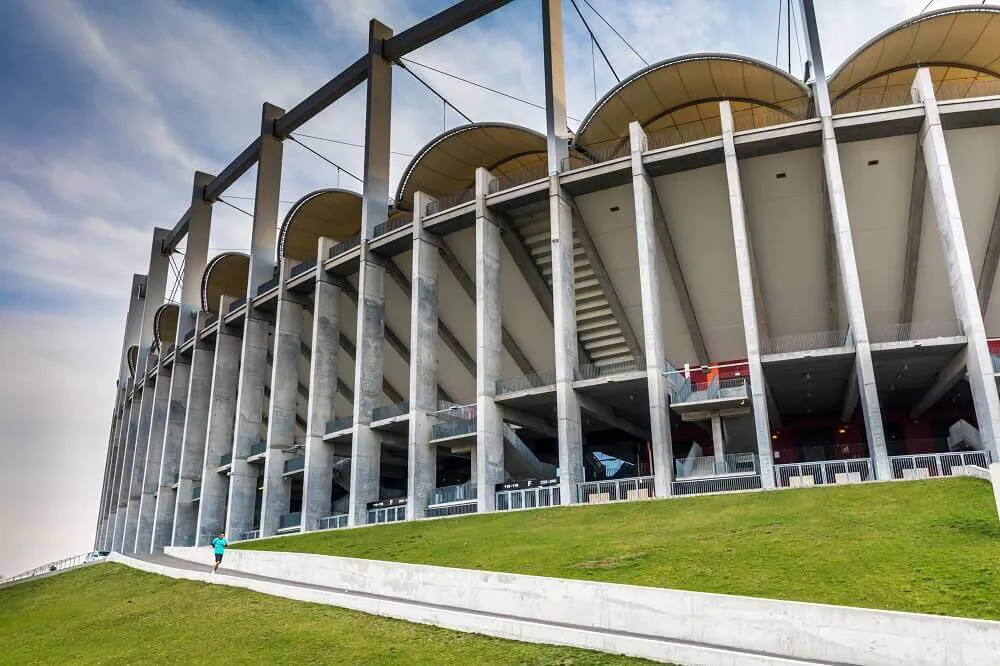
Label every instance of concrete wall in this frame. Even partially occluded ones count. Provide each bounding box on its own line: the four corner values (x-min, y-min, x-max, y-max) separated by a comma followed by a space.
161, 546, 1000, 666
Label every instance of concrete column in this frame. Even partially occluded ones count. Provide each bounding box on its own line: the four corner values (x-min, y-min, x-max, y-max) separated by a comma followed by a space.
171, 312, 214, 547
542, 0, 571, 173
260, 262, 306, 538
135, 357, 170, 553
628, 122, 675, 497
249, 103, 285, 293
348, 246, 386, 526
711, 414, 725, 468
94, 404, 120, 550
123, 377, 156, 552
347, 18, 394, 527
797, 0, 889, 479
195, 305, 241, 546
912, 68, 1000, 461
550, 174, 585, 503
719, 103, 776, 489
101, 390, 129, 551
113, 379, 146, 552
109, 389, 138, 551
407, 191, 439, 520
475, 169, 505, 512
302, 239, 342, 531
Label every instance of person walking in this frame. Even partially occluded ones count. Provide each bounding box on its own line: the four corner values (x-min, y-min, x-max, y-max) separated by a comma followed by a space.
211, 532, 228, 573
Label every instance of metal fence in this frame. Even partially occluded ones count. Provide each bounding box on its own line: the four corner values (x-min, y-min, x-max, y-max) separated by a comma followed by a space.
329, 234, 361, 258
205, 313, 219, 328
183, 328, 196, 343
279, 512, 302, 530
888, 451, 992, 480
670, 377, 748, 405
488, 164, 548, 193
372, 400, 410, 421
576, 355, 645, 380
868, 320, 963, 343
675, 453, 758, 479
2, 552, 107, 586
248, 441, 266, 458
220, 452, 233, 467
495, 369, 557, 395
290, 258, 317, 278
496, 485, 561, 511
426, 187, 475, 215
937, 79, 1000, 103
372, 212, 413, 238
431, 418, 476, 440
430, 482, 476, 505
560, 142, 630, 172
731, 104, 811, 133
774, 458, 874, 487
318, 514, 349, 530
283, 456, 305, 475
367, 505, 406, 524
326, 416, 353, 434
256, 277, 279, 296
426, 501, 478, 518
192, 483, 202, 501
760, 329, 852, 355
228, 296, 247, 313
671, 475, 763, 496
645, 122, 719, 151
577, 476, 655, 504
831, 88, 919, 115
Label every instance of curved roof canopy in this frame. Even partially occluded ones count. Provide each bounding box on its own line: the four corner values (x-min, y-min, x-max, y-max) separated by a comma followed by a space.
574, 53, 810, 150
200, 252, 250, 314
278, 189, 363, 262
153, 304, 179, 345
830, 6, 1000, 105
126, 345, 138, 376
394, 123, 547, 211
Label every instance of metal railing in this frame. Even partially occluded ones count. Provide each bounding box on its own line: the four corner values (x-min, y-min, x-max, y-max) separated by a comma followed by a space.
367, 505, 406, 524
496, 485, 561, 511
577, 476, 655, 504
283, 456, 305, 475
228, 296, 247, 313
832, 88, 919, 115
256, 277, 279, 296
167, 471, 180, 486
495, 369, 557, 395
992, 355, 1000, 373
205, 313, 219, 328
731, 104, 811, 133
488, 164, 548, 193
248, 441, 267, 458
183, 328, 196, 343
431, 418, 476, 440
645, 122, 720, 151
774, 458, 874, 487
760, 329, 852, 355
279, 512, 302, 530
238, 529, 261, 541
675, 453, 758, 479
868, 320, 963, 344
937, 79, 1000, 103
372, 212, 413, 238
2, 552, 107, 586
426, 501, 478, 518
430, 482, 476, 505
888, 451, 992, 480
560, 142, 630, 172
372, 400, 410, 421
318, 514, 349, 530
426, 187, 475, 215
192, 484, 202, 501
326, 416, 353, 434
290, 258, 317, 278
670, 377, 748, 405
329, 234, 361, 258
672, 474, 763, 496
219, 452, 232, 467
576, 355, 645, 381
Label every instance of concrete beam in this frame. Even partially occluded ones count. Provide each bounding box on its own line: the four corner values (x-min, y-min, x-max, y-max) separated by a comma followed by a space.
500, 406, 558, 438
578, 393, 649, 441
899, 143, 927, 325
911, 349, 968, 419
338, 332, 403, 404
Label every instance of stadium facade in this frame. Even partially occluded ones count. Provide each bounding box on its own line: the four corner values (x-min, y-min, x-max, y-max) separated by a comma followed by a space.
96, 1, 1000, 551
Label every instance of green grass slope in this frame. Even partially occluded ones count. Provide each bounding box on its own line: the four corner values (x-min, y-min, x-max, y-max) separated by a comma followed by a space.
0, 564, 652, 665
239, 478, 1000, 620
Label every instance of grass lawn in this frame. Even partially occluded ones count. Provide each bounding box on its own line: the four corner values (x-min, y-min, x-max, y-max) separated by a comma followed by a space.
0, 564, 654, 665
238, 477, 1000, 620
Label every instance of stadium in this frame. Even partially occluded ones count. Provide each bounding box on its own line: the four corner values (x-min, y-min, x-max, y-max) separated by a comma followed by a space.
95, 1, 1000, 551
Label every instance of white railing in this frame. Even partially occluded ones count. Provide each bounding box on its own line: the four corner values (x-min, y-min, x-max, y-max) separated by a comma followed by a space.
426, 501, 478, 518
577, 476, 655, 504
868, 320, 963, 344
430, 482, 476, 505
495, 485, 561, 511
760, 329, 851, 355
888, 451, 992, 480
675, 453, 758, 479
672, 474, 762, 496
318, 514, 349, 530
2, 552, 107, 586
367, 505, 406, 524
774, 458, 874, 487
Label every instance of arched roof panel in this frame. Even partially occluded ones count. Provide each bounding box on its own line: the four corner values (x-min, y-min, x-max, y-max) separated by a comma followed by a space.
278, 189, 363, 262
126, 345, 138, 376
200, 252, 250, 314
153, 304, 179, 345
830, 6, 1000, 102
394, 123, 547, 211
574, 53, 810, 150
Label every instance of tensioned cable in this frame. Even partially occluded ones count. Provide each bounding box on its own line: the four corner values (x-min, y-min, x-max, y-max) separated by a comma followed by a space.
223, 194, 302, 205
580, 0, 648, 66
395, 60, 473, 124
774, 0, 783, 68
399, 57, 583, 122
569, 0, 620, 82
292, 133, 413, 157
217, 197, 253, 217
288, 135, 364, 184
789, 0, 803, 78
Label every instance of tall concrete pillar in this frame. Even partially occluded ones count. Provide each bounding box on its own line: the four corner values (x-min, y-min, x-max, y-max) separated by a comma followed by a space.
260, 262, 307, 538
302, 239, 342, 531
94, 404, 120, 550
475, 169, 505, 511
249, 103, 285, 294
101, 393, 128, 551
348, 18, 394, 527
797, 0, 889, 478
113, 378, 146, 552
628, 122, 675, 497
135, 356, 170, 553
195, 303, 241, 546
719, 103, 776, 488
711, 414, 725, 469
171, 312, 214, 547
108, 390, 137, 551
150, 171, 213, 550
407, 192, 439, 520
912, 68, 1000, 461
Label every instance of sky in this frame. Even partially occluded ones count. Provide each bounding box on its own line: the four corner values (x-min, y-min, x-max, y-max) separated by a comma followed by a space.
0, 0, 970, 576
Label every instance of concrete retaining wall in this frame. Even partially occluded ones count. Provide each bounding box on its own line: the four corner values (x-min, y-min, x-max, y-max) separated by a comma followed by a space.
162, 546, 1000, 666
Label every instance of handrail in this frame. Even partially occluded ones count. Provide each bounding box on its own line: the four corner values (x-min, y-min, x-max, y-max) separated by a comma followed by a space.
2, 552, 107, 585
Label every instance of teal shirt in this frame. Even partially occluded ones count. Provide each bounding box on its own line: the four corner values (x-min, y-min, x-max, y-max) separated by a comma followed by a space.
212, 537, 227, 555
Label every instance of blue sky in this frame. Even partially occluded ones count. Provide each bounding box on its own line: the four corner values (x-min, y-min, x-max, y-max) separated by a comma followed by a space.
0, 0, 959, 575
